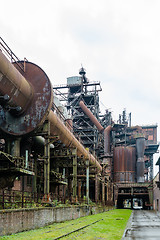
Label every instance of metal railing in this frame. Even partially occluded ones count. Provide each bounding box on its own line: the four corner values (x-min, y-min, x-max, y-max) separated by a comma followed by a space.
0, 151, 35, 173
0, 36, 25, 72
0, 189, 71, 209
0, 189, 42, 209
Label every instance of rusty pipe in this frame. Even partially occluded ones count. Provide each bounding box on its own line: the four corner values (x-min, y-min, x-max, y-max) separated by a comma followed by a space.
79, 101, 112, 156
0, 51, 33, 114
0, 50, 102, 172
79, 100, 104, 132
48, 111, 102, 171
0, 53, 53, 135
104, 125, 112, 155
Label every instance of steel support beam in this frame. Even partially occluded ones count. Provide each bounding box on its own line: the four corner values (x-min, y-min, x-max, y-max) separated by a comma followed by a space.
102, 176, 105, 205
107, 182, 109, 201
78, 179, 81, 200
43, 121, 50, 199
72, 148, 77, 200
86, 160, 89, 204
33, 156, 37, 193
95, 173, 98, 203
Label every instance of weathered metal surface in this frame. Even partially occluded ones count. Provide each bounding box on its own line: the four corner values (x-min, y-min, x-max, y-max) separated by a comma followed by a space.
104, 125, 112, 155
104, 157, 112, 177
86, 160, 89, 204
136, 137, 145, 183
142, 125, 157, 144
0, 51, 33, 113
0, 150, 34, 172
137, 158, 145, 183
48, 110, 102, 171
102, 176, 105, 204
73, 154, 77, 199
79, 100, 104, 132
0, 57, 53, 135
95, 174, 98, 202
65, 118, 73, 131
113, 146, 136, 183
79, 100, 112, 156
0, 50, 102, 172
77, 179, 81, 199
43, 121, 50, 196
136, 137, 145, 158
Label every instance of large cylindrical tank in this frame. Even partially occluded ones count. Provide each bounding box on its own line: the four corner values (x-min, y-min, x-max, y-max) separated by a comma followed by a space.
113, 146, 136, 183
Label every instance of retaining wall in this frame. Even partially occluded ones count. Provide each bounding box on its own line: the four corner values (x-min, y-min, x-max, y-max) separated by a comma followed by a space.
0, 205, 113, 236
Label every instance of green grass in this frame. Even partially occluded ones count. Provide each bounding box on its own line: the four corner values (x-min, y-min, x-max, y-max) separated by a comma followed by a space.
0, 209, 131, 240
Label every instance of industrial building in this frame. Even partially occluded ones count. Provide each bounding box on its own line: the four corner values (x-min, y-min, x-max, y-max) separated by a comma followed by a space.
0, 37, 159, 209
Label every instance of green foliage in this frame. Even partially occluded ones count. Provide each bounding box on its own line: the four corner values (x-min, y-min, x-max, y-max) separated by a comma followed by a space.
65, 200, 71, 206
0, 209, 131, 240
0, 197, 44, 210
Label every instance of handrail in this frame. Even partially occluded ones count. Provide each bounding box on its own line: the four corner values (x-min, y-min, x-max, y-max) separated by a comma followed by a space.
0, 37, 25, 72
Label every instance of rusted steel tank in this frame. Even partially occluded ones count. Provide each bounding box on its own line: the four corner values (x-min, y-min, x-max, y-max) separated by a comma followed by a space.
113, 146, 136, 183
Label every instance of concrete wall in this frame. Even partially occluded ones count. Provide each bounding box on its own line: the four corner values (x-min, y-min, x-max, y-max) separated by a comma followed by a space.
0, 205, 113, 236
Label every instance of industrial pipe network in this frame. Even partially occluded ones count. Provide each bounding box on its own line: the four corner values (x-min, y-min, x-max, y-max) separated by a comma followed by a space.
0, 50, 102, 172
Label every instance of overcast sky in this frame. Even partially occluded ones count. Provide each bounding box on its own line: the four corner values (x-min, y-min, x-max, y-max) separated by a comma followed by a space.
1, 0, 160, 173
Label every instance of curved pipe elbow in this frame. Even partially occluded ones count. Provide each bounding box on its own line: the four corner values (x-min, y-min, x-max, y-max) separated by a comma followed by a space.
79, 100, 104, 133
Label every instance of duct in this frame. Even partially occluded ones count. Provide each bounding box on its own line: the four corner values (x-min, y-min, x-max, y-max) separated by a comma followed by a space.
79, 101, 112, 156
0, 51, 102, 172
136, 137, 145, 183
79, 100, 104, 132
104, 125, 112, 155
0, 51, 33, 114
48, 111, 102, 171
